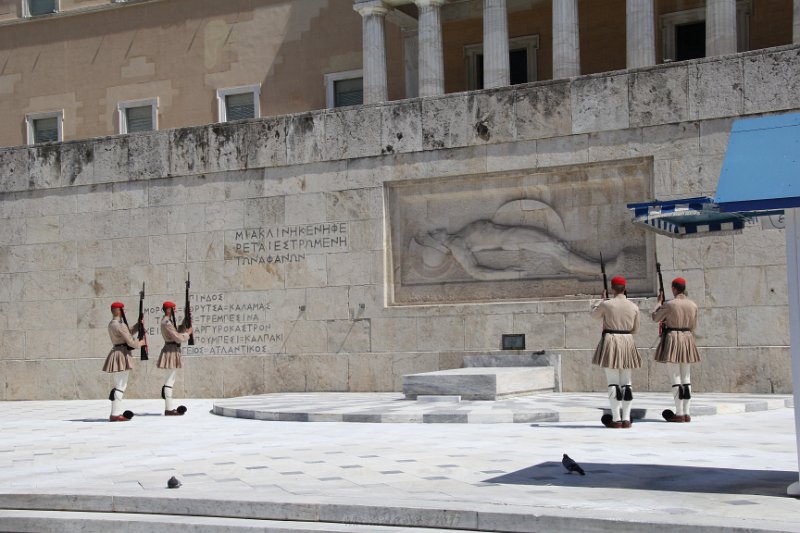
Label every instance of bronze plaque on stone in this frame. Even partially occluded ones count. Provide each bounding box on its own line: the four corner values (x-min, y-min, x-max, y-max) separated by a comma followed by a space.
385, 158, 654, 305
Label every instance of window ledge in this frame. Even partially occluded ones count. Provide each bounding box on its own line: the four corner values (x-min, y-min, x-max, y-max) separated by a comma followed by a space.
3, 0, 165, 27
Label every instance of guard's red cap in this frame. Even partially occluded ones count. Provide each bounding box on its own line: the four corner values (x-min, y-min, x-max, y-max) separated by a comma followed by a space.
162, 301, 176, 309
110, 301, 125, 309
610, 276, 626, 286
672, 277, 686, 286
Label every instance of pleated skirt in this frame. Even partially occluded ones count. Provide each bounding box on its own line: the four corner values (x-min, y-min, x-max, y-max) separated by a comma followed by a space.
157, 347, 183, 369
654, 331, 701, 364
102, 348, 133, 373
592, 334, 642, 369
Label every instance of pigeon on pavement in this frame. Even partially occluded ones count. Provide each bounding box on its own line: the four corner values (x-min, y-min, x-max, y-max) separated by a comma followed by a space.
562, 454, 585, 475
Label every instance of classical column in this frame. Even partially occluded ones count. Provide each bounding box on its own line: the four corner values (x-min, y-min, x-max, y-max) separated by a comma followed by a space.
483, 0, 510, 88
403, 28, 420, 99
706, 0, 737, 57
415, 0, 445, 97
794, 0, 800, 44
626, 0, 655, 68
552, 0, 580, 79
354, 1, 390, 104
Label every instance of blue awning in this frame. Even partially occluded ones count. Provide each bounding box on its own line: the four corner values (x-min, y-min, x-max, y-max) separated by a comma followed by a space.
626, 197, 781, 238
714, 113, 800, 212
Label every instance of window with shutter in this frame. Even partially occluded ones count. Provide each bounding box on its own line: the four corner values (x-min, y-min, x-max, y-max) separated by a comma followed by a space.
125, 105, 154, 133
225, 93, 255, 121
333, 78, 363, 108
28, 0, 57, 16
216, 85, 261, 122
33, 117, 59, 143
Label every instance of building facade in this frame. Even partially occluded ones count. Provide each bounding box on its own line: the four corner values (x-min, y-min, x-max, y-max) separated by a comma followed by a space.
0, 0, 797, 146
1, 0, 799, 400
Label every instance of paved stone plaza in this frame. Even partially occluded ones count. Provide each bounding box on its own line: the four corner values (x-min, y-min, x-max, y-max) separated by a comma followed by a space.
0, 396, 798, 532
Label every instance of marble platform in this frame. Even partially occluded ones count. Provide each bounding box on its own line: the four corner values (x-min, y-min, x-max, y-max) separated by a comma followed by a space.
403, 367, 555, 400
211, 392, 793, 424
461, 350, 562, 392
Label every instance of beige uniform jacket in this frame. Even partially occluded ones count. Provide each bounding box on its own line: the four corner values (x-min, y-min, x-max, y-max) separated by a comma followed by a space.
651, 294, 701, 364
590, 294, 642, 369
102, 319, 139, 373
157, 316, 189, 369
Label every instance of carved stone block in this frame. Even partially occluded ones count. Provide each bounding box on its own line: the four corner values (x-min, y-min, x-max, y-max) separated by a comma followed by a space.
324, 106, 383, 160
689, 57, 744, 120
514, 81, 572, 140
386, 158, 653, 304
421, 94, 470, 150
286, 113, 325, 166
467, 88, 516, 145
403, 367, 555, 400
743, 48, 800, 115
246, 117, 287, 169
571, 73, 630, 134
381, 100, 423, 155
629, 66, 689, 127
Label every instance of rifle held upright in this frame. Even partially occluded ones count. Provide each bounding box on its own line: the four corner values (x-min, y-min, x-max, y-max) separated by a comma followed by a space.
185, 274, 195, 346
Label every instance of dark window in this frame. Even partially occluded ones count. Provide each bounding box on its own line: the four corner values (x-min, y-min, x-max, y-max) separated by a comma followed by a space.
675, 21, 705, 61
333, 78, 363, 107
509, 48, 528, 85
476, 53, 485, 90
32, 117, 58, 143
225, 92, 255, 121
474, 47, 531, 90
125, 105, 153, 133
28, 0, 57, 16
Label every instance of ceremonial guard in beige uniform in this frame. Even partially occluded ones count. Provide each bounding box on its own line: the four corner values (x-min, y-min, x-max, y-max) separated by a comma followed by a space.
102, 301, 142, 422
158, 301, 192, 416
652, 277, 700, 422
591, 276, 641, 428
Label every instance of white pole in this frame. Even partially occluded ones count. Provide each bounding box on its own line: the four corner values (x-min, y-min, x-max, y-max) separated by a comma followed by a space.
784, 207, 800, 496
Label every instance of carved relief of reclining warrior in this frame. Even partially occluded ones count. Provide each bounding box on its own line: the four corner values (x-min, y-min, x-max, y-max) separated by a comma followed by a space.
413, 220, 624, 281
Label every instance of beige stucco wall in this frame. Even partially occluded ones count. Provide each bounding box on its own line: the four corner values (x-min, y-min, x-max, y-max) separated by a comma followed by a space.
0, 0, 406, 146
0, 0, 796, 148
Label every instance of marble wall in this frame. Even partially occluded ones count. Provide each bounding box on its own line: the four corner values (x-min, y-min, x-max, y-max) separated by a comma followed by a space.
1, 45, 799, 399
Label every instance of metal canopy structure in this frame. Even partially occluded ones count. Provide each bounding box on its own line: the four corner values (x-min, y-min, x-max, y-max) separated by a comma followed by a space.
627, 112, 800, 497
627, 196, 782, 238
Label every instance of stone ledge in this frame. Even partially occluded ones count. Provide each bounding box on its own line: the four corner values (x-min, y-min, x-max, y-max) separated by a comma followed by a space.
0, 488, 797, 533
2, 45, 798, 194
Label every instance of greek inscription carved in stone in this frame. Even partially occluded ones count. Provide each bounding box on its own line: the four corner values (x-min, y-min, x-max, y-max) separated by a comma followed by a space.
228, 222, 349, 265
144, 293, 281, 355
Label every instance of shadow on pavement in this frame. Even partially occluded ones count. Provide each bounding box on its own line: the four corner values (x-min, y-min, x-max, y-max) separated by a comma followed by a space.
68, 413, 165, 422
486, 462, 796, 497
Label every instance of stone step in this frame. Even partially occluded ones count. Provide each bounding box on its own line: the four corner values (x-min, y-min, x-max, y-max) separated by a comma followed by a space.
403, 367, 555, 400
461, 350, 562, 392
0, 510, 477, 533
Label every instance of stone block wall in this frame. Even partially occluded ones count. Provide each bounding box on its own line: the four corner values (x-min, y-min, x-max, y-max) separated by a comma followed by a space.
1, 45, 799, 400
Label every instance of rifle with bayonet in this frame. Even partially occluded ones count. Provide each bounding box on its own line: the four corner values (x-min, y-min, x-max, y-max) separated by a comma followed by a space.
600, 252, 609, 299
138, 282, 149, 360
656, 257, 665, 336
185, 273, 195, 346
